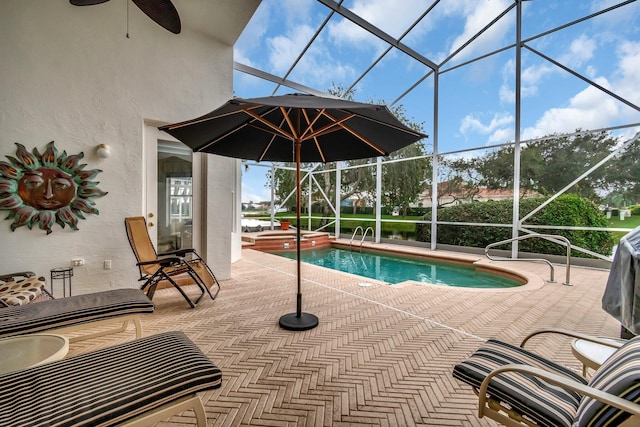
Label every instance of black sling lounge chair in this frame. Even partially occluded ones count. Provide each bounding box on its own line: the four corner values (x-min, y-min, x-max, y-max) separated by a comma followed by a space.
125, 216, 220, 308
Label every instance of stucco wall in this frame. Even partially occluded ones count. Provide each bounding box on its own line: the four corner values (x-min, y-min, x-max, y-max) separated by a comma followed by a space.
0, 1, 244, 293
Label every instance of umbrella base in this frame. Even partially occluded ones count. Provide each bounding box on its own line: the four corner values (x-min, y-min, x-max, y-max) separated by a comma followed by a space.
279, 312, 319, 331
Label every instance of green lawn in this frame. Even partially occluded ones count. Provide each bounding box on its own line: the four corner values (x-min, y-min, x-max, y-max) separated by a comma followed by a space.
607, 214, 640, 242
244, 212, 422, 233
245, 210, 640, 244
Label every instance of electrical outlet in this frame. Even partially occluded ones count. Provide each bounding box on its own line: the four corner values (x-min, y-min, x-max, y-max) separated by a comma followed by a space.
104, 260, 112, 269
71, 258, 85, 266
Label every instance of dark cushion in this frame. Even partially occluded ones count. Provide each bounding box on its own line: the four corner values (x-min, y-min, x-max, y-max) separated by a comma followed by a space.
576, 335, 640, 426
0, 288, 154, 338
453, 338, 587, 427
0, 331, 222, 426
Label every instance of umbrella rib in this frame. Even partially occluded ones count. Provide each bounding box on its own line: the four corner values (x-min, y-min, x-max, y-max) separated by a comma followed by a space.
299, 109, 325, 140
244, 108, 295, 140
301, 109, 326, 163
258, 120, 287, 162
279, 107, 298, 140
316, 111, 387, 156
165, 104, 263, 130
304, 113, 355, 139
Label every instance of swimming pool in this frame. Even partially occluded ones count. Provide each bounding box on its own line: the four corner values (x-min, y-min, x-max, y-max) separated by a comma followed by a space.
271, 246, 522, 288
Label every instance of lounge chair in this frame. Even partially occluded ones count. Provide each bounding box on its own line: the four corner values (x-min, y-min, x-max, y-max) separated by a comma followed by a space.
520, 327, 628, 376
0, 331, 222, 426
0, 288, 154, 343
125, 216, 220, 308
453, 333, 640, 427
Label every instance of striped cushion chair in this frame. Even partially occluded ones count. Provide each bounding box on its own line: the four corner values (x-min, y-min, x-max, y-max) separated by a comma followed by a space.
0, 288, 154, 343
0, 331, 222, 426
453, 335, 640, 427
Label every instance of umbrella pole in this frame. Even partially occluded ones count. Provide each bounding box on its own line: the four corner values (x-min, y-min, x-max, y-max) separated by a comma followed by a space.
279, 138, 319, 331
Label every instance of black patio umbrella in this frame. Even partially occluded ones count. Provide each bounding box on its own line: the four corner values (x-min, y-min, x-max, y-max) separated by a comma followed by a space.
159, 93, 427, 331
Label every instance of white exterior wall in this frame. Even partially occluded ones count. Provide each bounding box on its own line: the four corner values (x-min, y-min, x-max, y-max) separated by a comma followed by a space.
0, 1, 250, 293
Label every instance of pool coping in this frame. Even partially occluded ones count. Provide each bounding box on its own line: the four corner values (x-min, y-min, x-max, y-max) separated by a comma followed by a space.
336, 240, 546, 291
264, 239, 548, 292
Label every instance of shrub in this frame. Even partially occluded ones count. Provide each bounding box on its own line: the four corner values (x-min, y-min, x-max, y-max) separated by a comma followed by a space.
415, 195, 614, 257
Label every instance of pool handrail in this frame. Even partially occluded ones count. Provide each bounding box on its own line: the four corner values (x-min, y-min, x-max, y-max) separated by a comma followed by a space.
349, 226, 364, 250
484, 234, 572, 286
349, 226, 375, 251
361, 227, 375, 250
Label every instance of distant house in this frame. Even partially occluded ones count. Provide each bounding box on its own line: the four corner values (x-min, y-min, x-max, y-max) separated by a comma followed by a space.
418, 182, 537, 207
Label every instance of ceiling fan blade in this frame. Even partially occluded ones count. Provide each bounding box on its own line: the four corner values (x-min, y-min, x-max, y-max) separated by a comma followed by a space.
70, 0, 110, 5
132, 0, 181, 34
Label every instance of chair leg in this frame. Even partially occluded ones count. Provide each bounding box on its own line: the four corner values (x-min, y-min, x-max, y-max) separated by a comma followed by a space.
202, 265, 220, 301
190, 258, 220, 301
164, 273, 197, 308
144, 271, 198, 309
183, 266, 206, 305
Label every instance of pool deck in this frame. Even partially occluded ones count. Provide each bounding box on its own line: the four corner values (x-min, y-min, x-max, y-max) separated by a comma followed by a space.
68, 241, 618, 426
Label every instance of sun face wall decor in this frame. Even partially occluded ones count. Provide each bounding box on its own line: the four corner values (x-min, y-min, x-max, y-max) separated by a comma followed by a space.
0, 141, 108, 234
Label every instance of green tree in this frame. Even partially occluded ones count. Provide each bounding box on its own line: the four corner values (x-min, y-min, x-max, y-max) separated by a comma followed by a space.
381, 104, 430, 215
606, 136, 640, 206
268, 164, 297, 211
475, 131, 617, 200
435, 157, 482, 207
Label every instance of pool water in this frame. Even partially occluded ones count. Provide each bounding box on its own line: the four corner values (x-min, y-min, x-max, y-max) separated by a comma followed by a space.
271, 246, 521, 288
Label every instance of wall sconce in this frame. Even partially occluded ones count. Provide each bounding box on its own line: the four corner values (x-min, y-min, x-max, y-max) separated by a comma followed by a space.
96, 143, 111, 159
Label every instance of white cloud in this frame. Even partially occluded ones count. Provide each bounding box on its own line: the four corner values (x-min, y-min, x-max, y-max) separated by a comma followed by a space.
614, 41, 640, 107
558, 34, 596, 68
499, 35, 595, 105
242, 177, 271, 203
268, 25, 316, 73
327, 0, 431, 54
522, 80, 619, 140
522, 40, 640, 140
261, 21, 357, 88
234, 2, 271, 65
460, 112, 513, 137
488, 127, 514, 144
446, 0, 512, 62
590, 0, 640, 29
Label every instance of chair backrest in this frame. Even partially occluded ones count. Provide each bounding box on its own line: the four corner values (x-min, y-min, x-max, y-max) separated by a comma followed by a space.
125, 216, 160, 277
575, 335, 640, 426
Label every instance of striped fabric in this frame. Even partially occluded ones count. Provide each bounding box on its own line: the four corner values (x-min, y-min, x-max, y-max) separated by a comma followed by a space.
0, 288, 154, 339
0, 331, 222, 426
453, 339, 587, 427
576, 335, 640, 426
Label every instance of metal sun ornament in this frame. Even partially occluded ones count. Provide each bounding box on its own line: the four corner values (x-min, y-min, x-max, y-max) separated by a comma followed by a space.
0, 141, 108, 234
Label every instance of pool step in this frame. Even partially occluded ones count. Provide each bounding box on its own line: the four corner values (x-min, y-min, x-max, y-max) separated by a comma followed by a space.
242, 231, 334, 252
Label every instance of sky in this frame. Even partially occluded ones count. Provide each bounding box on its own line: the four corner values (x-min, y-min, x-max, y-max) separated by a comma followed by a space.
233, 0, 640, 204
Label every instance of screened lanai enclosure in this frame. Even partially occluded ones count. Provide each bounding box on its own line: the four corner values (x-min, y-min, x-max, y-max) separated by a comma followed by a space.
233, 0, 640, 262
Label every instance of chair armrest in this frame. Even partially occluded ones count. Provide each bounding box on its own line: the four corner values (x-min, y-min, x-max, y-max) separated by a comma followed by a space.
136, 257, 183, 268
520, 328, 626, 349
158, 248, 196, 257
478, 364, 640, 419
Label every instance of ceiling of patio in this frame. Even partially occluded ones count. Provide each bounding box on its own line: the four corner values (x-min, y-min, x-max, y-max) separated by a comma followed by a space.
232, 0, 640, 154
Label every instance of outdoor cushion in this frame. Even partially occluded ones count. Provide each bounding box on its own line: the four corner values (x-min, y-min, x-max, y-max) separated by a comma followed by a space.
0, 288, 154, 339
453, 338, 587, 427
0, 276, 45, 306
0, 331, 222, 426
575, 334, 640, 426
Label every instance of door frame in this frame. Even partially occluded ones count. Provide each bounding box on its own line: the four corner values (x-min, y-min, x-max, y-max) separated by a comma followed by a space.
143, 122, 203, 252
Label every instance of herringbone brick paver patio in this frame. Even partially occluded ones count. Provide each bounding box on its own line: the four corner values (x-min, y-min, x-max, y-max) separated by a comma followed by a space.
69, 245, 617, 426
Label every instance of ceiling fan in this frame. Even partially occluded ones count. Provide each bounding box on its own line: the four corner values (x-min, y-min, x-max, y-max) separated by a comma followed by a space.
70, 0, 181, 34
